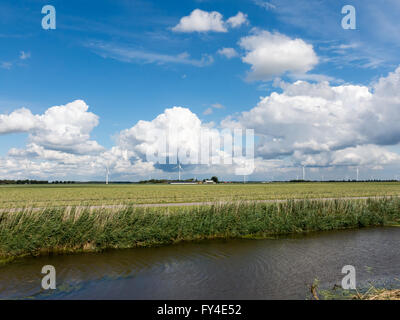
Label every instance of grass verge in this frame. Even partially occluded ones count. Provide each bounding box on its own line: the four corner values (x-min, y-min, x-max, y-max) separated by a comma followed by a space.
1, 198, 400, 264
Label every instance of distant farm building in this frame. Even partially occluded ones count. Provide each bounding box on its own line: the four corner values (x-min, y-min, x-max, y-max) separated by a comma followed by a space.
203, 180, 216, 184
169, 182, 198, 185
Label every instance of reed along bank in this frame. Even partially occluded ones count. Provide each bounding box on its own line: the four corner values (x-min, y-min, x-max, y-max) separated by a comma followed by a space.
1, 198, 400, 264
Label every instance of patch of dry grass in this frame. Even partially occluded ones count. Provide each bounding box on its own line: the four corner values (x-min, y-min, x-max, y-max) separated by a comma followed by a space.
354, 288, 400, 300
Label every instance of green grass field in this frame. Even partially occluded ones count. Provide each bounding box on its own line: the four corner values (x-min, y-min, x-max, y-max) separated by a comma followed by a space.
1, 182, 400, 208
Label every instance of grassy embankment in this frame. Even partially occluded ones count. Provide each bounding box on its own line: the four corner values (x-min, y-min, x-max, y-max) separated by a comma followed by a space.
1, 197, 400, 264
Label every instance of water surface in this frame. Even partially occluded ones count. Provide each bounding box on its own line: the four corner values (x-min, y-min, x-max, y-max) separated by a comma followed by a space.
1, 227, 400, 299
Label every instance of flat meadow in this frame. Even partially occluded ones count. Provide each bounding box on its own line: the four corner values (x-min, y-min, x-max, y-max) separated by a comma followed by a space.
1, 182, 400, 208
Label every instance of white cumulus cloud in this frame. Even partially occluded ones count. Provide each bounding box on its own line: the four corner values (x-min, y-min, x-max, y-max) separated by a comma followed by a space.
239, 29, 319, 80
1, 100, 103, 155
217, 47, 238, 59
226, 12, 249, 28
119, 106, 206, 161
0, 108, 37, 134
172, 9, 248, 33
222, 67, 400, 168
172, 9, 227, 33
117, 106, 253, 175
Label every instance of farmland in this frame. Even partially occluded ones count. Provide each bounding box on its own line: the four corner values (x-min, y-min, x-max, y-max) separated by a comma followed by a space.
1, 182, 400, 264
1, 182, 400, 208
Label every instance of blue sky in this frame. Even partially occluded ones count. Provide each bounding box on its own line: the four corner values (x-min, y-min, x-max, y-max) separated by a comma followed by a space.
1, 0, 400, 181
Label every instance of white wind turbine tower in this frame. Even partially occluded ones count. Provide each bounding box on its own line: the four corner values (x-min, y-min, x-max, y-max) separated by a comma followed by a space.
179, 162, 183, 181
174, 160, 183, 181
302, 166, 306, 180
173, 149, 184, 181
105, 165, 110, 185
356, 167, 359, 181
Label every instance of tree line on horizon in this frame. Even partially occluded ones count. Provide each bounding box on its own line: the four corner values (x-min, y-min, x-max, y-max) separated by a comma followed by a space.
0, 178, 399, 185
0, 180, 76, 185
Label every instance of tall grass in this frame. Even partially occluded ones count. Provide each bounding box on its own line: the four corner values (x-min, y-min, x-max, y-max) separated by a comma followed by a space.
1, 198, 400, 263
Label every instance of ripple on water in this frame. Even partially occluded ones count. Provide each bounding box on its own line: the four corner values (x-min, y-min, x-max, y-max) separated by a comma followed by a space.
1, 227, 400, 299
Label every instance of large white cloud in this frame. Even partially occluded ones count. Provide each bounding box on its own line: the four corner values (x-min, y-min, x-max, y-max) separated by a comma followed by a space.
0, 108, 37, 134
362, 67, 400, 145
239, 29, 319, 80
119, 106, 214, 163
293, 145, 400, 168
30, 100, 103, 154
0, 100, 103, 154
172, 9, 248, 33
222, 67, 400, 168
117, 106, 255, 175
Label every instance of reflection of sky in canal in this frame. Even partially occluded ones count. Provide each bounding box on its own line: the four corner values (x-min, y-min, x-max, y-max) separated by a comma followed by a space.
1, 227, 400, 299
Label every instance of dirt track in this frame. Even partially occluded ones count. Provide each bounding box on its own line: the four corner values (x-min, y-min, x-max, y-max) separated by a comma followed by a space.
1, 195, 398, 213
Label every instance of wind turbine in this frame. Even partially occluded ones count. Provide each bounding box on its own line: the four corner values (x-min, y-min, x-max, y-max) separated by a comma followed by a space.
105, 165, 110, 185
356, 167, 359, 181
174, 160, 183, 181
302, 166, 306, 180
